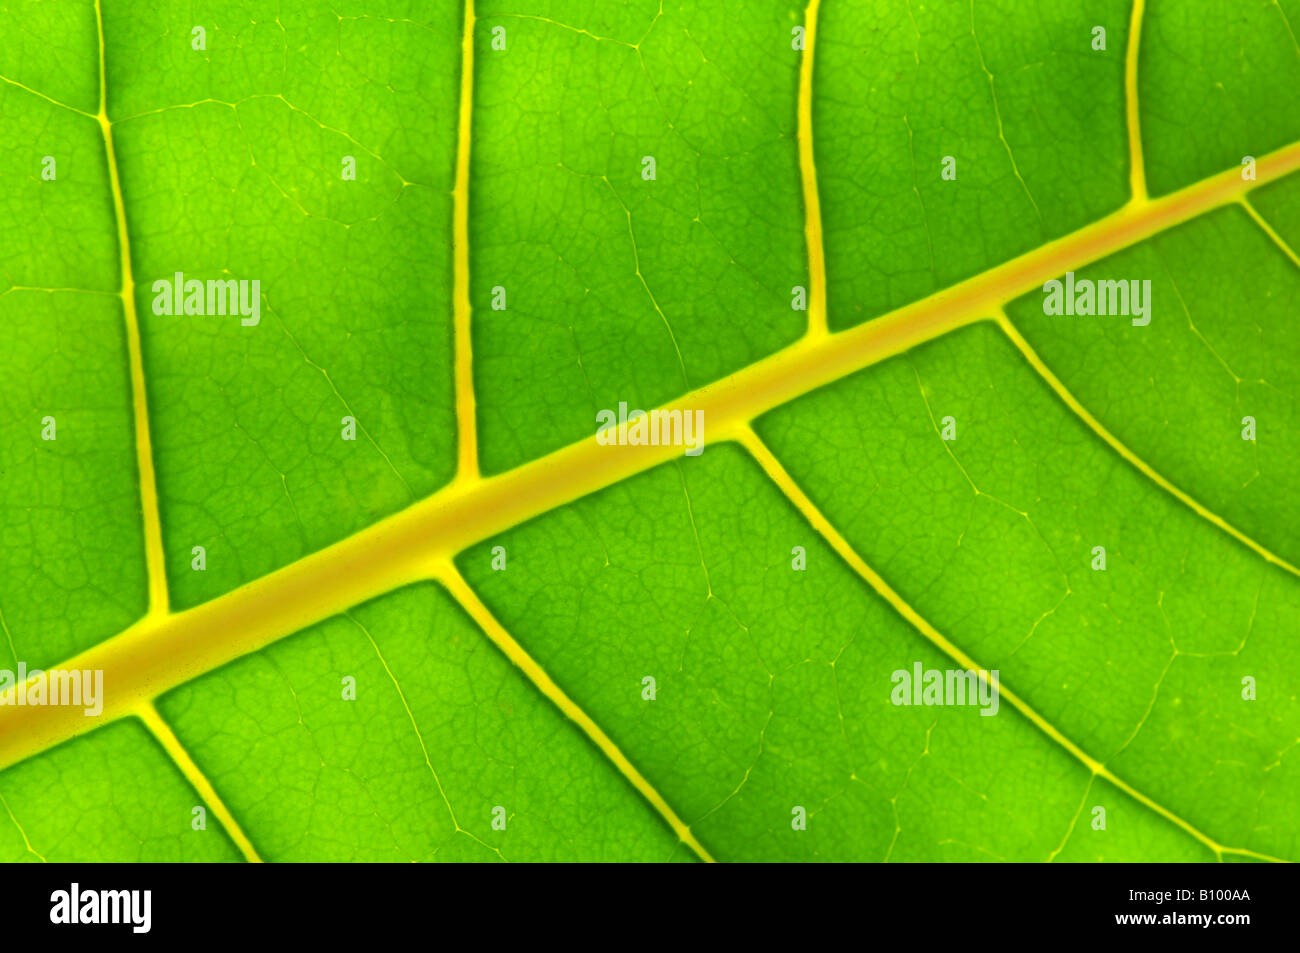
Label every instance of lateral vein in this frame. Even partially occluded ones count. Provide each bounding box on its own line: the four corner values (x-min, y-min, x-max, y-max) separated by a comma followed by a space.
1239, 195, 1300, 270
435, 563, 716, 863
734, 425, 1279, 862
1125, 0, 1148, 202
95, 0, 169, 615
453, 0, 480, 481
2, 140, 1300, 775
0, 73, 95, 119
798, 0, 828, 338
995, 311, 1300, 580
136, 702, 262, 862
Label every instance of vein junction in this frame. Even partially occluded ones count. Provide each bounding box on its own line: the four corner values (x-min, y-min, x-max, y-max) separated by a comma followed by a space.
6, 0, 1300, 861
4, 136, 1298, 800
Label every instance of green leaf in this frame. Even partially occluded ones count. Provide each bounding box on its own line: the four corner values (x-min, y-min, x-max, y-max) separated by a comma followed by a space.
0, 0, 1297, 862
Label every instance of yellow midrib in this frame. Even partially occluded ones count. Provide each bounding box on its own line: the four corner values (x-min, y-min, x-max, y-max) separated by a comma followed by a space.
11, 3, 1300, 865
5, 136, 1300, 782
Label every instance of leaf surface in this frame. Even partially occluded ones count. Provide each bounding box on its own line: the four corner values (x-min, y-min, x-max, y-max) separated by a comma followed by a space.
0, 0, 1297, 862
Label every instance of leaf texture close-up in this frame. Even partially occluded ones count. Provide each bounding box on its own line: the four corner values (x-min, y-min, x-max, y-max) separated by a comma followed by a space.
0, 0, 1297, 865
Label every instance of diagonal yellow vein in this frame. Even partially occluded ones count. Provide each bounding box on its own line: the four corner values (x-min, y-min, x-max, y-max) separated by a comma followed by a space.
1125, 0, 1147, 202
994, 310, 1300, 581
798, 0, 827, 338
733, 425, 1283, 863
435, 563, 715, 863
453, 0, 480, 483
135, 702, 262, 862
1240, 195, 1300, 269
3, 138, 1300, 777
95, 0, 169, 615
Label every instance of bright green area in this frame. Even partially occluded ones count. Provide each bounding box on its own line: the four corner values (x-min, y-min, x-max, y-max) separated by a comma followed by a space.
758, 323, 1299, 861
0, 292, 144, 668
6, 2, 464, 614
1007, 200, 1300, 570
0, 34, 142, 668
460, 445, 1211, 860
0, 1, 1296, 862
158, 583, 685, 861
471, 0, 807, 472
107, 2, 464, 609
815, 0, 1130, 328
1139, 0, 1300, 196
0, 719, 240, 862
